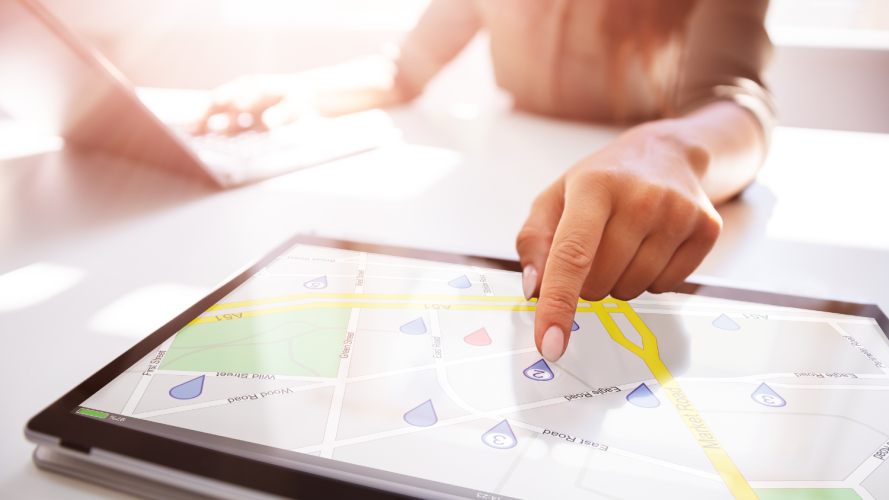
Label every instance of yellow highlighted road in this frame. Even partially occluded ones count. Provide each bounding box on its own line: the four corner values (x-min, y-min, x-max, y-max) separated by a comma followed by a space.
209, 293, 536, 311
196, 292, 756, 498
193, 301, 542, 325
591, 299, 757, 499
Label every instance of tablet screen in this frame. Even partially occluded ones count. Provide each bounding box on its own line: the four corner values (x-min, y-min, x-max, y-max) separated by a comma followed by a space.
75, 243, 889, 499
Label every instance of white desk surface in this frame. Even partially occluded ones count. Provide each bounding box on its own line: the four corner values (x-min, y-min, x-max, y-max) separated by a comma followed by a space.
1, 101, 887, 498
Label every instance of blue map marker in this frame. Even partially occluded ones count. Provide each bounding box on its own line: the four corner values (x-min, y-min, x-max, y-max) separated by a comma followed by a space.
400, 317, 427, 335
304, 276, 328, 289
626, 383, 660, 408
404, 400, 438, 427
482, 420, 517, 449
169, 375, 204, 400
712, 313, 740, 331
447, 275, 472, 289
572, 320, 580, 331
751, 383, 786, 407
523, 359, 555, 381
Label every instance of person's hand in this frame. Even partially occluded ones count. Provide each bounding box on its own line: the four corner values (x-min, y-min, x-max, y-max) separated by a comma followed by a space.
517, 120, 723, 362
190, 56, 401, 135
190, 74, 309, 135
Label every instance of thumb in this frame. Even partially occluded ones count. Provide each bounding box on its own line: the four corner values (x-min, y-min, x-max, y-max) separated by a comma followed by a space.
262, 98, 306, 129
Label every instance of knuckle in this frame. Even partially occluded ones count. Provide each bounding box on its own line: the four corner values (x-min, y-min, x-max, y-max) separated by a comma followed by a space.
572, 167, 620, 194
611, 285, 644, 301
625, 185, 666, 226
549, 238, 595, 274
648, 280, 677, 294
663, 199, 698, 235
537, 290, 581, 317
698, 211, 723, 242
579, 284, 608, 302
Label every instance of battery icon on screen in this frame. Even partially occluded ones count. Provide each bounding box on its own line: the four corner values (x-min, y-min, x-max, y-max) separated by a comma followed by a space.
77, 408, 109, 418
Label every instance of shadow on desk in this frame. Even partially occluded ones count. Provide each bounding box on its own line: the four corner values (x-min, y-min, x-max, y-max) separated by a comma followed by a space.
0, 147, 216, 251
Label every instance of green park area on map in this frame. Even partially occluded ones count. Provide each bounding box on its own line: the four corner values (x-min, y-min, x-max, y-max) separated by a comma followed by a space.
753, 489, 862, 500
159, 307, 351, 377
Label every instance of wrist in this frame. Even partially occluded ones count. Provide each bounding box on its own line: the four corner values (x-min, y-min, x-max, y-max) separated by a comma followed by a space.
626, 119, 713, 180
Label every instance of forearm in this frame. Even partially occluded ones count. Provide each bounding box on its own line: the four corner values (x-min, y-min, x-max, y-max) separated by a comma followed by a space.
306, 0, 478, 114
295, 55, 406, 117
629, 101, 766, 205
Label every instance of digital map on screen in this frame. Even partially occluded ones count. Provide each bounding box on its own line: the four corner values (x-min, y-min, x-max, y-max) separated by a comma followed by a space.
80, 244, 889, 500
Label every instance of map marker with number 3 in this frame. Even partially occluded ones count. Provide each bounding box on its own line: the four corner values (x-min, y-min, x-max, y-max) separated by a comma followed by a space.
752, 383, 786, 407
482, 420, 517, 449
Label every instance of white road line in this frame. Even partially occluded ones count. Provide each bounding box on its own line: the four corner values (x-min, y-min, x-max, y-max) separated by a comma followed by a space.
125, 283, 889, 490
262, 273, 480, 283
120, 336, 175, 416
354, 261, 491, 274
445, 347, 541, 366
355, 252, 367, 294
136, 399, 230, 419
855, 486, 878, 500
292, 414, 484, 454
847, 438, 889, 485
347, 364, 436, 382
629, 299, 865, 316
747, 481, 852, 488
678, 373, 889, 383
153, 369, 328, 383
133, 382, 333, 419
319, 346, 539, 384
292, 378, 724, 484
829, 322, 889, 374
627, 308, 875, 324
758, 383, 889, 391
606, 447, 723, 482
472, 266, 495, 296
200, 297, 535, 317
429, 310, 507, 422
263, 273, 357, 278
319, 307, 361, 459
677, 375, 889, 391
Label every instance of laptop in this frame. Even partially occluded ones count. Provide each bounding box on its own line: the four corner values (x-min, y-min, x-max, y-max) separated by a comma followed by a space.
0, 0, 399, 188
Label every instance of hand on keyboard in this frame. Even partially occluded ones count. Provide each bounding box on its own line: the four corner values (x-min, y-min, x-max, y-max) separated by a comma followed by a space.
190, 56, 403, 136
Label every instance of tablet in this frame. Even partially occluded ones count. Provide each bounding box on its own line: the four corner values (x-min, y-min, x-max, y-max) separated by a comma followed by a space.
26, 235, 889, 500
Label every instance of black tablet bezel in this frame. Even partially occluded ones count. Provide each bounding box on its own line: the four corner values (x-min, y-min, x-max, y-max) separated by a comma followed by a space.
26, 234, 889, 499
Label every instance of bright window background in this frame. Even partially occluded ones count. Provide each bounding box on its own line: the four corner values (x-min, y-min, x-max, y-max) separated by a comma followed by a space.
35, 0, 888, 89
767, 0, 889, 30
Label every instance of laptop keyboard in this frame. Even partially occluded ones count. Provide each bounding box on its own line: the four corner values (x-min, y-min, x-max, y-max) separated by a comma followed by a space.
171, 110, 401, 186
182, 130, 294, 161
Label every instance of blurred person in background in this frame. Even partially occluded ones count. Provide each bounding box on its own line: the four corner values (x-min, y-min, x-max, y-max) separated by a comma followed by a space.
194, 0, 774, 363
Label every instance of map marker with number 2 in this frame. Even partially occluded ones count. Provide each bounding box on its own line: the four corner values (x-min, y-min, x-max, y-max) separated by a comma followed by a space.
523, 359, 555, 381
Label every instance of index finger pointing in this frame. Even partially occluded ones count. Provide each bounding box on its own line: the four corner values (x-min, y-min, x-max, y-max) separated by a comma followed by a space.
535, 179, 611, 362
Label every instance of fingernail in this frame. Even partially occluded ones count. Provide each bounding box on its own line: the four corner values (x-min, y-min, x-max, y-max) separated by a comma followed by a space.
541, 325, 564, 362
522, 265, 538, 301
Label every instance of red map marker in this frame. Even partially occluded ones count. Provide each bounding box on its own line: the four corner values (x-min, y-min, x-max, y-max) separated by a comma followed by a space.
464, 328, 492, 346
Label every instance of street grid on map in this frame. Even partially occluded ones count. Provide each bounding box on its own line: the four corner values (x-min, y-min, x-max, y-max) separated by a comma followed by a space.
81, 244, 889, 500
